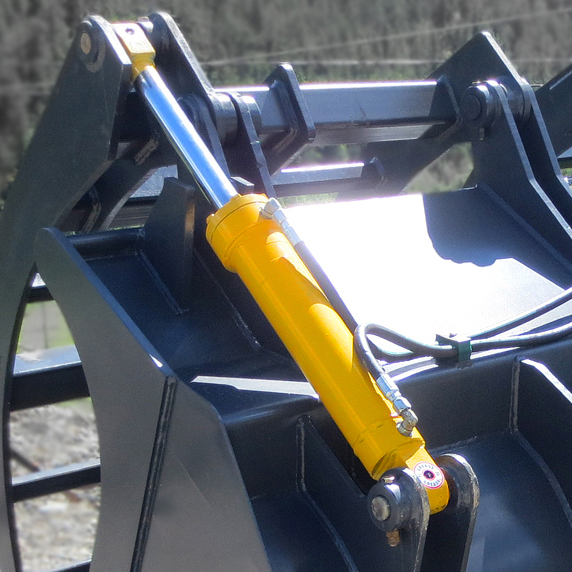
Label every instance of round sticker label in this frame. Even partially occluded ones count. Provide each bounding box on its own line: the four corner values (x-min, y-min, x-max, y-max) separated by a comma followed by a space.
414, 462, 445, 489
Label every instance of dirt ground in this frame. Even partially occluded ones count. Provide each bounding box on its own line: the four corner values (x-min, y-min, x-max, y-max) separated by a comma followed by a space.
10, 402, 100, 572
10, 301, 98, 571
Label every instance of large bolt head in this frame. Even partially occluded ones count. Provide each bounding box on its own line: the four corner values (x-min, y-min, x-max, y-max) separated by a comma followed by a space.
461, 83, 498, 129
80, 32, 92, 55
367, 480, 410, 532
371, 495, 391, 521
461, 94, 482, 121
77, 21, 105, 72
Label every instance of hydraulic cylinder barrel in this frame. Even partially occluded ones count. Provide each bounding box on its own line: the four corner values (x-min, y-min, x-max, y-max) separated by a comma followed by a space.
206, 194, 450, 514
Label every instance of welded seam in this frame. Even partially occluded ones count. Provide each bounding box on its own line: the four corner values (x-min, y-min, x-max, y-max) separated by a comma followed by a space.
296, 419, 359, 572
509, 357, 521, 433
130, 375, 178, 572
514, 432, 572, 528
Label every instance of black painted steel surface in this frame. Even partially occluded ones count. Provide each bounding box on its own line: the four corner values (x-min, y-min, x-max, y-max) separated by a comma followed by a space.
2, 12, 572, 572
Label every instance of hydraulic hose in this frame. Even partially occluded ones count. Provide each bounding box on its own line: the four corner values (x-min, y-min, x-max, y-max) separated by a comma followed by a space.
293, 241, 358, 334
468, 284, 572, 339
356, 302, 572, 364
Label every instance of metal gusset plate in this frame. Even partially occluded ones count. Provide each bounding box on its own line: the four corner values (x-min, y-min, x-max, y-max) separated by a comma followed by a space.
421, 454, 479, 572
367, 468, 431, 572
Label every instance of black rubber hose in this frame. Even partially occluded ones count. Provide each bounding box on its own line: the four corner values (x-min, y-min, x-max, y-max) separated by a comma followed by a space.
294, 241, 358, 333
355, 323, 457, 366
357, 316, 572, 364
469, 283, 572, 339
471, 318, 572, 350
354, 323, 384, 378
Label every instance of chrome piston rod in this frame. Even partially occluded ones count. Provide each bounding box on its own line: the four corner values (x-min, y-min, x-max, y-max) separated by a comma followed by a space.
135, 66, 237, 210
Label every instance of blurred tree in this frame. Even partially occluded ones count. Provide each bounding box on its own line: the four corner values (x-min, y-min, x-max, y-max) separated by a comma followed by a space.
2, 0, 572, 207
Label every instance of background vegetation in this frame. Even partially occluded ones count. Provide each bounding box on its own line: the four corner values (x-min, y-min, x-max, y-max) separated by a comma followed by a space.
2, 0, 572, 204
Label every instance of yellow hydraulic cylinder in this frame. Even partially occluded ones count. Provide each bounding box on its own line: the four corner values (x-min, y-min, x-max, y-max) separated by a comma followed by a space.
207, 193, 449, 514
114, 15, 449, 517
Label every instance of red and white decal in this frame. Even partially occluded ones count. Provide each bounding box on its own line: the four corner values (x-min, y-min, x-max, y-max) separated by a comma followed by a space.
414, 462, 445, 489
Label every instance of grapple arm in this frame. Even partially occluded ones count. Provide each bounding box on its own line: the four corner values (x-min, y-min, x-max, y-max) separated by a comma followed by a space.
5, 12, 572, 572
